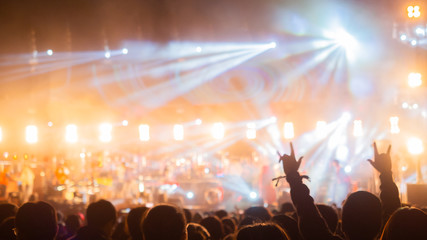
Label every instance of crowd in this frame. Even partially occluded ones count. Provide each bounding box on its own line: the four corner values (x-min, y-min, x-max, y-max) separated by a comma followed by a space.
0, 142, 426, 240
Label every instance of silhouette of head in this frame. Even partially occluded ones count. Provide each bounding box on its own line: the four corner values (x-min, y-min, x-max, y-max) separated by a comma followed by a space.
15, 201, 58, 240
221, 217, 236, 236
381, 207, 427, 240
64, 214, 81, 235
200, 216, 224, 240
126, 206, 148, 240
244, 206, 272, 222
0, 217, 16, 240
142, 204, 187, 240
280, 202, 295, 214
342, 191, 382, 240
86, 199, 116, 235
214, 210, 228, 219
0, 203, 18, 223
236, 223, 288, 240
187, 223, 210, 240
272, 214, 302, 240
316, 204, 338, 233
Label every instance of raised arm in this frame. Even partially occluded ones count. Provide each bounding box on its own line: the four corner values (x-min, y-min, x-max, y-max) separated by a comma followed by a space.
367, 142, 401, 223
277, 143, 341, 240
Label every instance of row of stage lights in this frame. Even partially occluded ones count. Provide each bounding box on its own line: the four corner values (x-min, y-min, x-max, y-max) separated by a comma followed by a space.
0, 116, 411, 143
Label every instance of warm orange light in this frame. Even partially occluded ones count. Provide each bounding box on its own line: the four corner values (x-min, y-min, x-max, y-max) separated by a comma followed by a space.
408, 5, 421, 18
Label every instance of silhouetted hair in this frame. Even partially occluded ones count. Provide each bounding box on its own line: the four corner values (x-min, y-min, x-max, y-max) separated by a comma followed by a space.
244, 206, 272, 222
127, 206, 148, 240
184, 208, 192, 223
381, 207, 427, 240
236, 223, 288, 240
0, 203, 18, 223
316, 204, 338, 233
15, 201, 58, 240
65, 214, 81, 235
272, 214, 302, 240
200, 216, 224, 240
86, 199, 116, 229
215, 210, 228, 219
280, 202, 295, 214
221, 217, 236, 236
0, 217, 16, 240
187, 223, 210, 240
238, 216, 258, 229
342, 191, 382, 240
142, 204, 186, 240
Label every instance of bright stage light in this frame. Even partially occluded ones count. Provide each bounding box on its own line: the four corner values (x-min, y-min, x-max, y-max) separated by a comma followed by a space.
246, 123, 256, 140
121, 48, 128, 54
408, 6, 421, 18
249, 191, 258, 200
173, 124, 184, 141
104, 51, 111, 59
413, 103, 419, 109
268, 42, 277, 49
65, 124, 78, 143
46, 49, 53, 56
316, 121, 327, 138
344, 165, 352, 173
99, 123, 112, 142
186, 191, 194, 199
353, 120, 363, 137
402, 102, 409, 109
389, 116, 400, 134
408, 72, 422, 88
196, 46, 202, 53
80, 152, 85, 158
122, 120, 129, 126
341, 112, 352, 121
411, 40, 417, 46
195, 119, 202, 125
415, 27, 425, 36
283, 122, 294, 139
139, 124, 150, 141
407, 137, 424, 155
212, 123, 225, 140
0, 127, 2, 142
336, 145, 349, 161
47, 121, 53, 127
26, 125, 38, 144
400, 34, 407, 41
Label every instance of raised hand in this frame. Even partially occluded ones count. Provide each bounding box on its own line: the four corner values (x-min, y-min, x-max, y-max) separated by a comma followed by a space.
367, 142, 392, 174
277, 142, 303, 176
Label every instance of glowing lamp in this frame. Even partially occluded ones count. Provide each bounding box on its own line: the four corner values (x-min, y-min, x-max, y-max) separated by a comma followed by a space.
408, 72, 422, 88
212, 123, 225, 140
173, 124, 184, 141
408, 6, 421, 18
121, 48, 128, 54
65, 124, 78, 143
46, 49, 53, 56
283, 122, 294, 139
186, 192, 194, 199
99, 123, 112, 142
26, 125, 38, 144
246, 123, 256, 140
104, 51, 111, 59
139, 124, 150, 141
249, 191, 258, 199
407, 137, 424, 155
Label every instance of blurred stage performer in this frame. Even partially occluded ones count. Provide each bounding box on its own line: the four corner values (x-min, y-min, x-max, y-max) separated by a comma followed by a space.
19, 163, 35, 203
330, 160, 352, 204
259, 164, 277, 205
0, 164, 13, 199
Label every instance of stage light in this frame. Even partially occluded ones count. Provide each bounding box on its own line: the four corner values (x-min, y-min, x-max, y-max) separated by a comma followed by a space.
121, 48, 128, 54
196, 46, 202, 53
46, 49, 53, 56
353, 120, 363, 137
336, 145, 349, 161
416, 27, 425, 36
26, 125, 38, 144
268, 42, 277, 49
195, 119, 202, 125
344, 165, 352, 173
389, 116, 400, 134
0, 127, 2, 142
402, 102, 409, 109
408, 6, 421, 18
65, 124, 78, 143
122, 120, 128, 126
408, 72, 422, 88
341, 112, 352, 121
173, 124, 184, 141
283, 122, 294, 139
47, 121, 53, 127
99, 123, 112, 142
413, 103, 419, 109
3, 152, 8, 159
246, 123, 256, 140
249, 191, 258, 200
80, 152, 85, 158
104, 51, 111, 59
316, 121, 327, 138
407, 137, 424, 155
186, 191, 195, 199
269, 116, 277, 123
400, 34, 407, 41
139, 124, 150, 141
212, 123, 225, 140
411, 40, 417, 46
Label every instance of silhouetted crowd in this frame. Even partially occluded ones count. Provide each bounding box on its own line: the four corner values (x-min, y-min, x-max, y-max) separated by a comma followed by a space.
0, 143, 426, 240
